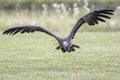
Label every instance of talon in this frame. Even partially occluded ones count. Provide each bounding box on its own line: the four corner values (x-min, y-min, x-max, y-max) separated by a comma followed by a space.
62, 50, 66, 53
72, 48, 75, 51
61, 48, 66, 53
56, 46, 60, 50
68, 49, 71, 52
73, 45, 80, 48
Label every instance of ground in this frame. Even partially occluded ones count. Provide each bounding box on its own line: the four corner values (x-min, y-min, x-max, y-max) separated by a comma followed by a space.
0, 32, 120, 80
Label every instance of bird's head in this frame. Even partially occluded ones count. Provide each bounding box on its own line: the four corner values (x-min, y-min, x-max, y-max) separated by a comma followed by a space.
63, 41, 69, 47
61, 41, 72, 52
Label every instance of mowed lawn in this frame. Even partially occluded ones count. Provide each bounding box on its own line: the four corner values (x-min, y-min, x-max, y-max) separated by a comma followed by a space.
0, 32, 120, 80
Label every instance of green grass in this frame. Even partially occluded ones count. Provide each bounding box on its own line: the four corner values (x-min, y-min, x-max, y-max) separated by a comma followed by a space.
0, 9, 120, 80
0, 0, 119, 10
0, 10, 120, 32
0, 32, 120, 80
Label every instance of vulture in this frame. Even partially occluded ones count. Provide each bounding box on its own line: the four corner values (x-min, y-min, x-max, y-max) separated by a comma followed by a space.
3, 9, 114, 52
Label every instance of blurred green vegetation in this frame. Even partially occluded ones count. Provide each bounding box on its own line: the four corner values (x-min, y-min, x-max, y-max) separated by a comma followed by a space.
0, 31, 120, 80
0, 10, 119, 32
0, 1, 120, 80
0, 0, 119, 10
0, 0, 119, 32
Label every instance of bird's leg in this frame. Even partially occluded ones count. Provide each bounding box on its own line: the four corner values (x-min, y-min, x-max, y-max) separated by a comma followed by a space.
72, 44, 80, 48
68, 49, 71, 52
69, 44, 80, 52
68, 48, 75, 52
61, 48, 66, 53
56, 46, 67, 53
70, 45, 75, 52
62, 50, 66, 53
56, 45, 60, 50
71, 47, 75, 51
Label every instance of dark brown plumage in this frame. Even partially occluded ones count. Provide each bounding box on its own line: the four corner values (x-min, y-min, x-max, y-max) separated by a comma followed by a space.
3, 9, 114, 52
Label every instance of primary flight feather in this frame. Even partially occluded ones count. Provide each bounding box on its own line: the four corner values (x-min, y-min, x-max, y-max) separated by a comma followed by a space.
3, 9, 114, 52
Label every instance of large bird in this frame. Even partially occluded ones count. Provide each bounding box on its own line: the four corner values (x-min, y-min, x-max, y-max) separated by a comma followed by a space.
3, 9, 114, 52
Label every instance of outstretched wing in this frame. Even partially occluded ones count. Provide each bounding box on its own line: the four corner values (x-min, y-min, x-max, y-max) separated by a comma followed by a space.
68, 9, 114, 39
3, 25, 59, 40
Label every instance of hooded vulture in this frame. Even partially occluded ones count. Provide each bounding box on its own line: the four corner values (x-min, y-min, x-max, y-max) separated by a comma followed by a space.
3, 9, 114, 52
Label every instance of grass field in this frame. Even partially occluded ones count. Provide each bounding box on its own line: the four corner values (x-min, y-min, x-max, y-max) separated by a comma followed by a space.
0, 32, 120, 80
0, 10, 120, 32
0, 10, 120, 80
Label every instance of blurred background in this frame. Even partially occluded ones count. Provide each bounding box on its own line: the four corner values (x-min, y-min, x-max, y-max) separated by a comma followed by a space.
0, 1, 120, 80
0, 0, 120, 32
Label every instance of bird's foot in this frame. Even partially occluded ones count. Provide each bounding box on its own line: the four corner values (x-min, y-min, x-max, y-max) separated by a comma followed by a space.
68, 44, 80, 52
72, 44, 80, 48
56, 45, 60, 50
56, 46, 67, 53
